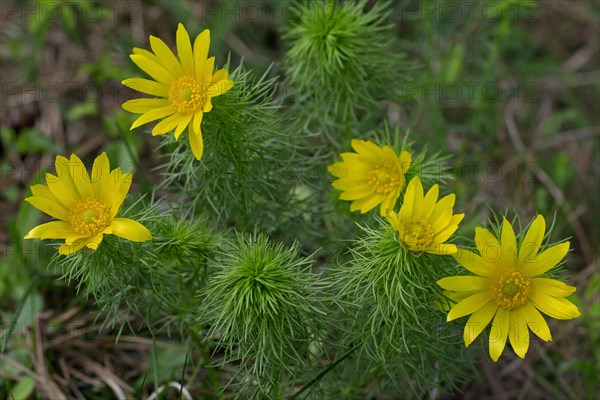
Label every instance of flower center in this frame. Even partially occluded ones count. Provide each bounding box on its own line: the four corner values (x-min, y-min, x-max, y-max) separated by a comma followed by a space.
168, 75, 204, 113
69, 199, 109, 236
491, 268, 531, 309
401, 216, 433, 250
368, 163, 400, 194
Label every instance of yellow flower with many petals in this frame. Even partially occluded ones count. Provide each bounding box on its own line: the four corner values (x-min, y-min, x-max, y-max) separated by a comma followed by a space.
437, 216, 580, 361
122, 23, 233, 160
24, 153, 152, 255
328, 139, 411, 216
386, 176, 463, 255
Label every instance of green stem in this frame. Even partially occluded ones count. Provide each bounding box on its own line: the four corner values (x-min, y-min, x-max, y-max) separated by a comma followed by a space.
191, 331, 223, 400
288, 339, 365, 399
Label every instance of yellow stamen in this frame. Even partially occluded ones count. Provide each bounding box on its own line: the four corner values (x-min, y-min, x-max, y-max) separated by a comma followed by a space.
70, 199, 109, 236
401, 217, 433, 249
491, 268, 531, 309
168, 75, 205, 113
368, 163, 400, 194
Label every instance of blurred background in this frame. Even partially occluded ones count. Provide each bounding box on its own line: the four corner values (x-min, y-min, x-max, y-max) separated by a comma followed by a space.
1, 0, 598, 399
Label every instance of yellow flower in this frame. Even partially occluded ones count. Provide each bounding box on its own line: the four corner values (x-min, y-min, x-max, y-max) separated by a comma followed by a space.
24, 153, 152, 255
328, 139, 411, 216
122, 23, 233, 160
437, 216, 580, 361
386, 176, 463, 255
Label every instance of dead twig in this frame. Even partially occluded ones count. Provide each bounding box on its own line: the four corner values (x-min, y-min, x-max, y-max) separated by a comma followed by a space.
34, 313, 67, 400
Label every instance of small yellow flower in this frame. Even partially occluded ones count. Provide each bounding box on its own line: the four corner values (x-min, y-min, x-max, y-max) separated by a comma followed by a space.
437, 216, 580, 361
24, 153, 152, 255
386, 176, 463, 255
328, 139, 411, 216
122, 23, 233, 160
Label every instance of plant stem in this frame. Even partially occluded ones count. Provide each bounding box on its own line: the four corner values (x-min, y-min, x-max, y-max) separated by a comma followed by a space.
288, 338, 365, 399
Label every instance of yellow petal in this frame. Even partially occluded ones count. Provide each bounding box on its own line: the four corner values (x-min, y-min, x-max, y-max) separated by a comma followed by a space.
429, 196, 456, 237
130, 106, 177, 130
189, 123, 204, 160
203, 57, 215, 84
58, 238, 89, 255
118, 173, 132, 197
91, 152, 110, 201
433, 213, 464, 243
203, 97, 213, 113
443, 290, 471, 304
45, 173, 78, 209
55, 155, 76, 192
519, 215, 545, 263
122, 78, 169, 97
174, 113, 193, 140
53, 156, 81, 204
398, 177, 419, 221
416, 184, 439, 220
332, 178, 369, 191
531, 278, 576, 297
339, 184, 373, 201
176, 23, 194, 75
508, 307, 530, 359
425, 243, 457, 255
85, 234, 105, 250
132, 47, 160, 64
453, 249, 495, 277
339, 151, 362, 164
211, 68, 228, 83
463, 301, 498, 347
379, 190, 399, 216
194, 29, 211, 81
529, 291, 580, 320
149, 35, 183, 76
350, 194, 382, 214
24, 221, 78, 239
70, 154, 93, 199
523, 241, 570, 277
30, 184, 58, 203
489, 308, 509, 362
107, 170, 131, 219
122, 98, 170, 114
520, 302, 552, 342
447, 290, 492, 321
500, 218, 517, 267
152, 113, 186, 136
25, 196, 69, 221
398, 150, 412, 173
107, 218, 152, 242
130, 54, 176, 85
386, 211, 400, 231
381, 146, 398, 161
207, 79, 233, 98
188, 110, 203, 141
328, 161, 346, 177
350, 139, 380, 158
410, 176, 424, 202
437, 276, 491, 291
474, 227, 502, 265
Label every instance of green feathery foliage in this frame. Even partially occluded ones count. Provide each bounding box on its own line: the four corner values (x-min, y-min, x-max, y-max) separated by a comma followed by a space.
48, 197, 223, 334
156, 63, 316, 241
328, 218, 473, 396
198, 233, 329, 395
10, 1, 590, 398
283, 0, 412, 133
